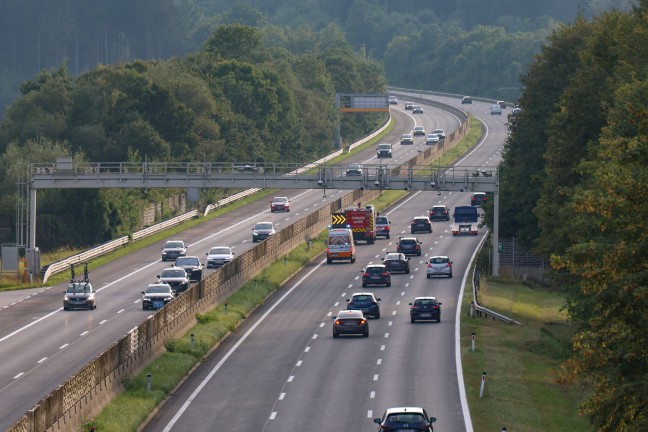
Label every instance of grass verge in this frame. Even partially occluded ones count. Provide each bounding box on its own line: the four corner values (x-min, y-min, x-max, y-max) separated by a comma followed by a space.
460, 275, 590, 431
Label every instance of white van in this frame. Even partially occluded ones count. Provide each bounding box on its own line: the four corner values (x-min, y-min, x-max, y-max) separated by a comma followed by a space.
490, 104, 502, 115
326, 228, 356, 264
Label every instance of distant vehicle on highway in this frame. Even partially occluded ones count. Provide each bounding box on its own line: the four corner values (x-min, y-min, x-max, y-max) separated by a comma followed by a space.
174, 256, 204, 282
332, 309, 369, 338
388, 95, 398, 104
376, 143, 393, 158
429, 205, 450, 221
461, 96, 473, 104
400, 133, 414, 145
346, 163, 363, 176
412, 126, 426, 136
205, 246, 235, 268
410, 216, 432, 234
432, 128, 446, 140
426, 134, 439, 145
427, 256, 453, 278
270, 196, 290, 212
383, 252, 410, 274
346, 292, 381, 319
412, 105, 424, 114
141, 283, 174, 310
157, 267, 189, 294
361, 264, 391, 287
374, 407, 437, 431
375, 215, 391, 239
405, 101, 414, 110
409, 297, 442, 323
252, 221, 276, 242
161, 240, 187, 261
63, 281, 97, 310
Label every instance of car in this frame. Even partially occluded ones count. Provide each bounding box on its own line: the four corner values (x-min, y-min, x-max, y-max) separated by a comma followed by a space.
346, 163, 363, 176
511, 107, 522, 116
397, 237, 422, 256
461, 96, 473, 104
63, 281, 97, 310
270, 196, 290, 212
410, 216, 432, 233
498, 100, 507, 109
157, 267, 189, 294
375, 215, 391, 239
252, 221, 276, 242
361, 264, 391, 287
490, 104, 502, 115
174, 256, 204, 282
427, 256, 453, 278
332, 309, 369, 338
404, 101, 414, 110
376, 143, 393, 158
471, 192, 488, 207
400, 134, 414, 145
429, 205, 450, 221
426, 134, 439, 145
412, 106, 424, 114
141, 283, 175, 310
383, 252, 410, 274
161, 240, 187, 261
205, 246, 235, 268
388, 95, 398, 105
346, 292, 381, 319
365, 204, 376, 213
409, 297, 442, 323
432, 128, 446, 140
412, 126, 426, 136
374, 407, 437, 431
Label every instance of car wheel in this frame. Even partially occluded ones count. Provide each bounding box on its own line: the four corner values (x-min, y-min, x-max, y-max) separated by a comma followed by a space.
363, 328, 369, 337
63, 306, 69, 311
411, 317, 416, 323
437, 316, 441, 323
448, 272, 453, 278
386, 234, 390, 239
429, 229, 432, 233
362, 283, 367, 287
351, 257, 356, 263
374, 312, 381, 319
333, 331, 339, 338
426, 274, 431, 279
410, 230, 415, 234
142, 305, 147, 310
327, 258, 332, 264
386, 282, 391, 287
417, 252, 421, 256
406, 268, 410, 274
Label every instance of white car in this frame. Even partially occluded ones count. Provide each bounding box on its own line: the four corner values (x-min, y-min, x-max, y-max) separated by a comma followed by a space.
206, 246, 235, 268
432, 128, 446, 140
412, 126, 426, 136
427, 255, 453, 278
426, 134, 439, 145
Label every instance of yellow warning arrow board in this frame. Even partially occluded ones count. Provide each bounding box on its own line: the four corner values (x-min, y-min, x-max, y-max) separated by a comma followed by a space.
331, 213, 346, 226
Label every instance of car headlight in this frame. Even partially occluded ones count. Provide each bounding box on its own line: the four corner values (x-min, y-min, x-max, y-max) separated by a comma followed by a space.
64, 296, 70, 301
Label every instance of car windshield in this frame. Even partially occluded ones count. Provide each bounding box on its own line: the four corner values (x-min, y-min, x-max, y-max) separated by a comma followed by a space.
255, 223, 273, 230
402, 134, 411, 138
432, 206, 446, 211
165, 241, 184, 248
386, 413, 427, 424
385, 253, 402, 260
176, 257, 199, 266
415, 299, 437, 306
210, 248, 231, 255
433, 129, 444, 134
378, 144, 391, 150
348, 164, 361, 170
376, 217, 389, 224
67, 283, 91, 293
273, 197, 288, 203
146, 286, 170, 294
414, 218, 427, 223
400, 239, 417, 245
430, 257, 448, 264
161, 269, 186, 278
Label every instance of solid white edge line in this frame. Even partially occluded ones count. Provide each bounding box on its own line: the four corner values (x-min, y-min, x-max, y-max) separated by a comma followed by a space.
161, 258, 327, 432
456, 230, 489, 432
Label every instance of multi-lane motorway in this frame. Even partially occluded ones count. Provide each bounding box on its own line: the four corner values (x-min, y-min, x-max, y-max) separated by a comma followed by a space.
0, 95, 509, 431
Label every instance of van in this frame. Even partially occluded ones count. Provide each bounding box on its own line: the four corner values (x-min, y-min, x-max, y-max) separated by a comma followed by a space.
490, 104, 502, 115
326, 228, 356, 264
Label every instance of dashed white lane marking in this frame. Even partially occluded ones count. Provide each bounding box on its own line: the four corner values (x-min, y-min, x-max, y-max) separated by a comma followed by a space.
59, 344, 68, 350
80, 331, 89, 337
269, 412, 277, 420
287, 376, 294, 382
370, 391, 376, 398
377, 359, 382, 365
37, 357, 47, 364
373, 374, 379, 381
279, 393, 285, 400
384, 333, 390, 338
312, 334, 318, 340
381, 345, 386, 351
305, 347, 310, 352
319, 323, 325, 328
99, 319, 108, 325
296, 360, 302, 367
367, 410, 373, 418
13, 372, 24, 379
117, 309, 125, 314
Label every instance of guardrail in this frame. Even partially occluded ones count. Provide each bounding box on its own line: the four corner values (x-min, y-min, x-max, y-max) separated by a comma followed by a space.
469, 234, 521, 325
131, 210, 199, 241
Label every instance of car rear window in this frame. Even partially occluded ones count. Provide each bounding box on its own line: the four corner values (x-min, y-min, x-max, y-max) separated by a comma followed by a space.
430, 257, 448, 264
367, 267, 385, 274
352, 295, 372, 302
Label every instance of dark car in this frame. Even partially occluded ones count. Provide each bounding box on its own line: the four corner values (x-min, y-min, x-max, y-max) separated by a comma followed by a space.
471, 192, 488, 207
252, 221, 276, 242
63, 281, 97, 310
410, 216, 432, 234
346, 163, 363, 176
429, 205, 450, 221
174, 256, 204, 282
161, 240, 187, 261
498, 100, 507, 109
270, 196, 290, 212
374, 407, 436, 431
376, 143, 393, 158
141, 283, 175, 310
409, 297, 442, 323
346, 292, 381, 319
375, 215, 391, 239
383, 252, 410, 274
332, 310, 369, 338
461, 96, 473, 104
412, 106, 424, 114
362, 264, 391, 287
157, 267, 189, 294
400, 134, 414, 145
397, 237, 422, 256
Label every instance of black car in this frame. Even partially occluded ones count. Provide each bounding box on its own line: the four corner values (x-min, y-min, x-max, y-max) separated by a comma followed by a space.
157, 267, 190, 294
376, 143, 393, 158
471, 192, 488, 207
461, 96, 473, 104
174, 256, 204, 282
383, 252, 410, 274
332, 310, 369, 338
429, 205, 450, 221
410, 216, 432, 233
141, 283, 175, 310
397, 237, 422, 256
412, 106, 424, 114
346, 292, 381, 319
374, 407, 436, 431
409, 297, 442, 323
361, 264, 391, 287
161, 240, 187, 261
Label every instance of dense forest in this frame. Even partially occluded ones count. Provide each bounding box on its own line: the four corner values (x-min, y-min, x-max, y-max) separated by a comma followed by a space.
0, 0, 634, 115
491, 1, 648, 429
0, 23, 386, 249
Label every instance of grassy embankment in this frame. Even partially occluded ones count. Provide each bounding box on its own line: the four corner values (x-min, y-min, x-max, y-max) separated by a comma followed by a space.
460, 274, 590, 431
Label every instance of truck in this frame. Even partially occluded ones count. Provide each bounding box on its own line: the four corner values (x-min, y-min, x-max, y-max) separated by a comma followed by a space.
331, 206, 377, 244
451, 206, 479, 236
326, 228, 356, 264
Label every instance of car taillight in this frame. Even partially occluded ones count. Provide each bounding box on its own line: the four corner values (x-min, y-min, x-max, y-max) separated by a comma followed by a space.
360, 319, 366, 324
363, 273, 370, 277
385, 227, 390, 231
372, 302, 378, 305
443, 210, 448, 214
335, 320, 342, 325
434, 305, 439, 309
446, 262, 451, 267
382, 272, 389, 276
411, 305, 418, 309
427, 263, 432, 268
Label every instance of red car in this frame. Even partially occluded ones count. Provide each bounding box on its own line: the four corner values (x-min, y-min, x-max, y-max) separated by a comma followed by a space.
271, 196, 290, 212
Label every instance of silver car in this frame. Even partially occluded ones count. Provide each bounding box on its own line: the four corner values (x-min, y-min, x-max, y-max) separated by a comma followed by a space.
426, 256, 453, 278
206, 246, 235, 268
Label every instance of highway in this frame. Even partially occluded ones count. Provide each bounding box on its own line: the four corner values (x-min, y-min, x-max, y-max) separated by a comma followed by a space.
139, 95, 509, 432
0, 98, 486, 430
